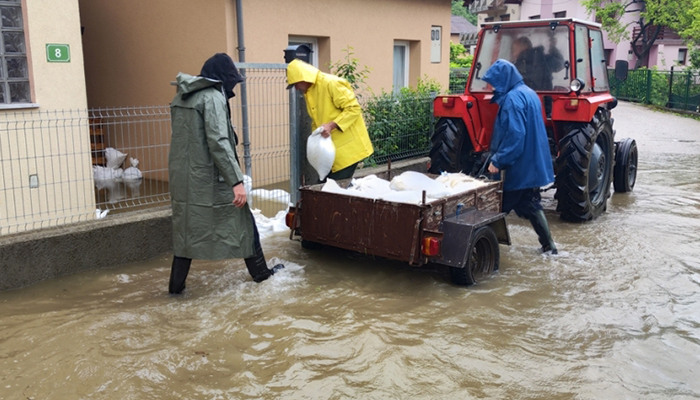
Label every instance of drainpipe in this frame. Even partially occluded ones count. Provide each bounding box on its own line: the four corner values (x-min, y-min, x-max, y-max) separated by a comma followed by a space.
236, 0, 252, 177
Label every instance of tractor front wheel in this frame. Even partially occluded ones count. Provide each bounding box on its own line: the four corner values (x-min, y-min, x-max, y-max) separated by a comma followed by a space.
555, 109, 615, 222
428, 118, 476, 175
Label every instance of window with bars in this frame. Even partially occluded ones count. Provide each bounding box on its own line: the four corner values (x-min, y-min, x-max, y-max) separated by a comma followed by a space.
1, 0, 30, 104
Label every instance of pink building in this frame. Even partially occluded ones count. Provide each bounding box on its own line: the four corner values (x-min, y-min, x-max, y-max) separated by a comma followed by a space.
465, 0, 691, 69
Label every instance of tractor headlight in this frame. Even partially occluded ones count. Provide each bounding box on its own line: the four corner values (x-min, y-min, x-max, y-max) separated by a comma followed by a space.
570, 79, 585, 93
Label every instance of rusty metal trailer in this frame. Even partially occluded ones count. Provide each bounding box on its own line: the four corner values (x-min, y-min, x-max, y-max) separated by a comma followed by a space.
286, 169, 511, 286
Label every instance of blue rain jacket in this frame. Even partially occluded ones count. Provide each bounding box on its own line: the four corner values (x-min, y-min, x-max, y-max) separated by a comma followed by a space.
482, 59, 554, 191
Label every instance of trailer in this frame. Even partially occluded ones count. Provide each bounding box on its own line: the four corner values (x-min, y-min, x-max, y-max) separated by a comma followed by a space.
285, 167, 511, 286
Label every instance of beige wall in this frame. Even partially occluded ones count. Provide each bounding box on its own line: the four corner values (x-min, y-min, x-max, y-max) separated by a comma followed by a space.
80, 0, 452, 106
79, 0, 230, 108
242, 0, 451, 94
24, 0, 89, 109
1, 0, 94, 235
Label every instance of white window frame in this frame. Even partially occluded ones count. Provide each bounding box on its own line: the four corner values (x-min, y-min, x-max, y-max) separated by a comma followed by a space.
288, 36, 319, 68
393, 41, 410, 94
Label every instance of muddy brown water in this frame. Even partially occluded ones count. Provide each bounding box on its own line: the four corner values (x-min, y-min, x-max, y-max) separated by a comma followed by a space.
2, 102, 700, 399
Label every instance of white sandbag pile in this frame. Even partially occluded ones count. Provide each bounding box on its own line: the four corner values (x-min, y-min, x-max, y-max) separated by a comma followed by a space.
306, 127, 335, 180
320, 171, 488, 205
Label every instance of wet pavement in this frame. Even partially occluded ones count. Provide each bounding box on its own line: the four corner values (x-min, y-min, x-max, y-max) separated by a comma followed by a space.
1, 101, 700, 399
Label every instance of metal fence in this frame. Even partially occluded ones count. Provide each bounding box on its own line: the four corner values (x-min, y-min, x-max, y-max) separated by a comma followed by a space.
2, 64, 442, 235
609, 68, 700, 113
1, 109, 95, 235
449, 68, 470, 94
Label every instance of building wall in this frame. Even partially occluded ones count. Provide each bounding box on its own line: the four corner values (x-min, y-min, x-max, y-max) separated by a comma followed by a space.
79, 0, 229, 108
240, 0, 451, 95
1, 0, 94, 235
79, 0, 451, 106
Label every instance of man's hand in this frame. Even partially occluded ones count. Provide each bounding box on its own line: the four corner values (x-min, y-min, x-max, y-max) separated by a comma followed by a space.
232, 183, 247, 208
488, 162, 499, 174
320, 121, 338, 138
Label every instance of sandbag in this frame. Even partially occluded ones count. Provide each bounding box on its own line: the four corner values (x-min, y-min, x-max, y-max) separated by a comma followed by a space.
389, 171, 452, 199
306, 127, 335, 180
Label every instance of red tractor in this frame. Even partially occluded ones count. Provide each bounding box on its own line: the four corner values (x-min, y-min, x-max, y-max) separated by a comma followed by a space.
431, 18, 637, 222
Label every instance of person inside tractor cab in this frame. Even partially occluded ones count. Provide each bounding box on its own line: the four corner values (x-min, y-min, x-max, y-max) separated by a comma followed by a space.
510, 36, 565, 91
482, 59, 558, 255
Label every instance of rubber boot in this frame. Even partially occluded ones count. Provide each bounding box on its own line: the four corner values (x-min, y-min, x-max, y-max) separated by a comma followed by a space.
169, 256, 192, 294
528, 209, 558, 254
245, 221, 284, 283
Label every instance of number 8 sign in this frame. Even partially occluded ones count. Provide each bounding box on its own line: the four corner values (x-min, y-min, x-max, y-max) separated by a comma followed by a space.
46, 44, 71, 62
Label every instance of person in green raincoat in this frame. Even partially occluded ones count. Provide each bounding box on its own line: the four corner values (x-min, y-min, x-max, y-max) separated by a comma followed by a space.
286, 59, 374, 180
168, 53, 283, 294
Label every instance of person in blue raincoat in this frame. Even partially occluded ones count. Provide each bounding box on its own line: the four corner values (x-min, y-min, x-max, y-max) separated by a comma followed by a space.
482, 59, 558, 254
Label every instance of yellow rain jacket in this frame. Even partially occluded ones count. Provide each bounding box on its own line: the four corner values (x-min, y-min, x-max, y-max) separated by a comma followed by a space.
287, 59, 374, 172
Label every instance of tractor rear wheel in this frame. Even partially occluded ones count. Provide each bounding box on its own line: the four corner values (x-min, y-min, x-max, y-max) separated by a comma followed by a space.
428, 118, 475, 175
449, 225, 499, 286
555, 109, 615, 222
613, 138, 638, 193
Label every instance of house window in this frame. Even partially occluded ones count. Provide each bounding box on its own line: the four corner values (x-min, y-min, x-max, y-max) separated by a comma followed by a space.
529, 15, 540, 20
0, 1, 31, 104
288, 36, 319, 67
679, 48, 687, 65
393, 41, 409, 94
484, 17, 494, 22
554, 11, 567, 18
500, 14, 510, 22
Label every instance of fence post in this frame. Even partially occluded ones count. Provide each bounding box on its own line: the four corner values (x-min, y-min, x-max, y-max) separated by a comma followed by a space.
646, 69, 653, 105
429, 91, 437, 140
667, 66, 674, 108
685, 70, 692, 111
289, 88, 300, 204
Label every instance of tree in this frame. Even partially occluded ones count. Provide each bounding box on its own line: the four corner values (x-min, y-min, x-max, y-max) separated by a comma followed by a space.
582, 0, 694, 69
451, 0, 477, 26
450, 42, 473, 69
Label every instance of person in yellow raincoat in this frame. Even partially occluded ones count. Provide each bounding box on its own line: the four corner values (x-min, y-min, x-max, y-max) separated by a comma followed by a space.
286, 59, 374, 180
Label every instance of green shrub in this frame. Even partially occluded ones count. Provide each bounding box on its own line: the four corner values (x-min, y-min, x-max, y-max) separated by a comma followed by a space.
362, 78, 439, 165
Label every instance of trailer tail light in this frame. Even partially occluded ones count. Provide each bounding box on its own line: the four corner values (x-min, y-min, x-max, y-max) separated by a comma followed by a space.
564, 99, 579, 111
285, 211, 295, 229
421, 236, 441, 256
442, 97, 456, 108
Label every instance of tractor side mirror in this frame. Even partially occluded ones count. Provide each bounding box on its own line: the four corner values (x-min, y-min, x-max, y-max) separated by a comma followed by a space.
614, 60, 628, 81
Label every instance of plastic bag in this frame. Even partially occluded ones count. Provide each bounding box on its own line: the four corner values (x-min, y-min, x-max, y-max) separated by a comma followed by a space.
306, 127, 335, 181
389, 171, 453, 199
105, 147, 127, 169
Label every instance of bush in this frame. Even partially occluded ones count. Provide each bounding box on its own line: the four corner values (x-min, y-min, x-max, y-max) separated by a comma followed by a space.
362, 78, 439, 165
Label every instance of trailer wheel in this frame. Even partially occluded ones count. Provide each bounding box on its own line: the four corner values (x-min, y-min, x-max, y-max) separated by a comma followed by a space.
449, 225, 499, 286
428, 118, 475, 175
613, 138, 638, 193
555, 109, 614, 222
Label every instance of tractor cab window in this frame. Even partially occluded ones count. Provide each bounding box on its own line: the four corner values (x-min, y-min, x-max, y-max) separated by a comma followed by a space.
574, 25, 593, 93
589, 29, 609, 91
470, 25, 570, 92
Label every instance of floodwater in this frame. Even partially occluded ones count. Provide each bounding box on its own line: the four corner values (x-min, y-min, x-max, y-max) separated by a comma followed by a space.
2, 101, 700, 399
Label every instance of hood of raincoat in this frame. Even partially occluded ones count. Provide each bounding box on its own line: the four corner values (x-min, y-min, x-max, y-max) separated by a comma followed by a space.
286, 59, 319, 89
482, 59, 524, 104
200, 53, 244, 99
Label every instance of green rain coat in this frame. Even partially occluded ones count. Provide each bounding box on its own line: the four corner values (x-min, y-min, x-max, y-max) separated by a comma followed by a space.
287, 59, 374, 172
169, 72, 255, 260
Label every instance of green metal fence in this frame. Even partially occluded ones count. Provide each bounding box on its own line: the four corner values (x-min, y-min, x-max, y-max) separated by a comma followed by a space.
449, 68, 470, 94
362, 92, 435, 165
608, 68, 700, 113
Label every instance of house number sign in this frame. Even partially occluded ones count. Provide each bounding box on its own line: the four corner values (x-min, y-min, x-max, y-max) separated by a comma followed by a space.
46, 44, 71, 62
